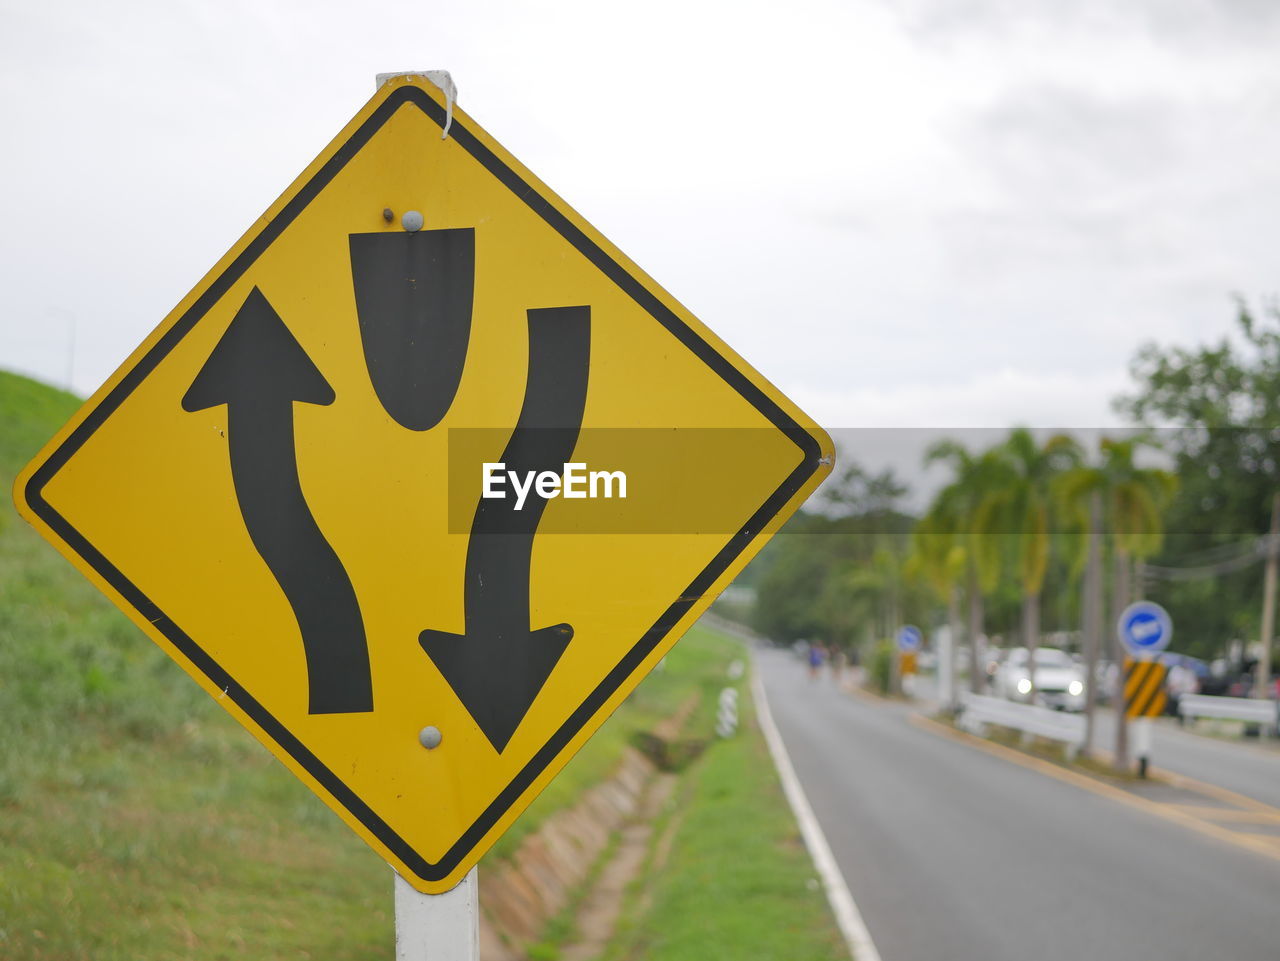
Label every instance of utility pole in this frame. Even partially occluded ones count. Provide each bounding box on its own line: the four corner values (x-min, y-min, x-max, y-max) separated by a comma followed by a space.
1023, 593, 1039, 701
1113, 550, 1131, 772
946, 583, 961, 710
1082, 491, 1103, 757
1256, 492, 1280, 702
968, 563, 985, 694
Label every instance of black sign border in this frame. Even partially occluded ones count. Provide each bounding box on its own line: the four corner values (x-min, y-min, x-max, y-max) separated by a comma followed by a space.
24, 84, 825, 884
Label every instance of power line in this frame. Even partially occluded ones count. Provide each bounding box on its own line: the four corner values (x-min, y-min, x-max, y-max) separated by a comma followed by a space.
1144, 534, 1277, 581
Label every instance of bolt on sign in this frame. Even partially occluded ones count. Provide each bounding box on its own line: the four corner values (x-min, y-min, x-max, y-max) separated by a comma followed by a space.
13, 74, 833, 893
1123, 658, 1169, 719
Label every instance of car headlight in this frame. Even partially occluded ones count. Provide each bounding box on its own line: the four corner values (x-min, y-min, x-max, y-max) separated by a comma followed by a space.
1016, 678, 1032, 695
1068, 680, 1084, 697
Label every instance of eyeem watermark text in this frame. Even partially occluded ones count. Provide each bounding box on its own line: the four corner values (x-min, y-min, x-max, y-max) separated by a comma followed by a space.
483, 462, 628, 511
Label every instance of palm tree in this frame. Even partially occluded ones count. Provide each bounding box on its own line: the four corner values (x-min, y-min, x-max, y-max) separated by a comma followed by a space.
977, 428, 1082, 698
923, 441, 1007, 693
1098, 437, 1177, 599
1058, 435, 1177, 766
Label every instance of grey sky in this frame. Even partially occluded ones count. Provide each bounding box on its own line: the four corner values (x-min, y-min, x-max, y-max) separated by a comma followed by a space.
2, 0, 1277, 456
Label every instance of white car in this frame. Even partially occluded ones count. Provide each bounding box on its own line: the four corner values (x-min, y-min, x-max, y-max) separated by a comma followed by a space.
995, 647, 1086, 712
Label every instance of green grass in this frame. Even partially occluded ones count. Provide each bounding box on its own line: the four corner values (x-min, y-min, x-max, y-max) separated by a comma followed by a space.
490, 624, 743, 860
599, 627, 848, 961
0, 370, 79, 479
0, 369, 768, 959
0, 371, 391, 958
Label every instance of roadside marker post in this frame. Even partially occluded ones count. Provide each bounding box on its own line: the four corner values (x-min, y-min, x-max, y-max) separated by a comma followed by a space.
1123, 657, 1170, 778
12, 70, 832, 953
897, 625, 922, 697
1117, 602, 1173, 778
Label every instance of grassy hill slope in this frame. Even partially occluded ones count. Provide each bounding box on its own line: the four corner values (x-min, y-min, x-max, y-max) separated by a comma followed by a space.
0, 370, 783, 960
0, 371, 79, 476
0, 370, 397, 959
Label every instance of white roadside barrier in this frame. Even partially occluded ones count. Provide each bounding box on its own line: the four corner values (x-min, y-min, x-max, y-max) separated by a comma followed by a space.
1178, 694, 1279, 733
958, 692, 1087, 759
716, 687, 739, 738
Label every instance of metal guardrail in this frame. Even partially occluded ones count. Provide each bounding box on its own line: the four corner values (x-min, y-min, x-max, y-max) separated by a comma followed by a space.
958, 692, 1087, 758
1178, 693, 1279, 730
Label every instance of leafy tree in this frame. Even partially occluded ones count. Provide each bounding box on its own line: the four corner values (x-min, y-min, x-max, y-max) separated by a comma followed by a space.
923, 440, 1009, 691
976, 429, 1081, 694
820, 463, 910, 516
748, 461, 922, 653
1058, 436, 1175, 604
1058, 435, 1176, 764
1116, 300, 1280, 658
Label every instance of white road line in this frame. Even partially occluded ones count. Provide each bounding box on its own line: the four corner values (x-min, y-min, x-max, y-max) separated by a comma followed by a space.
751, 658, 884, 961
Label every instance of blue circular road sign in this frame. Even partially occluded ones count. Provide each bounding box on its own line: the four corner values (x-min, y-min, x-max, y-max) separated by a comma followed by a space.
1117, 601, 1173, 657
898, 625, 923, 652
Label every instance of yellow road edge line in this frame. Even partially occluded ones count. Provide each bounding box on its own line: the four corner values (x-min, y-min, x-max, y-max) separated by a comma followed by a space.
907, 713, 1280, 867
1088, 740, 1280, 817
1163, 805, 1280, 824
1157, 768, 1280, 817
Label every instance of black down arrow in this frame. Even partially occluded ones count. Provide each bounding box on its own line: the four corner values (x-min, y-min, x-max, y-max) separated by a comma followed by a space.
183, 287, 373, 714
420, 305, 591, 753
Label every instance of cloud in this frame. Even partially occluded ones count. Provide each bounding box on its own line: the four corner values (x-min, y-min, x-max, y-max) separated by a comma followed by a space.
890, 0, 1280, 51
788, 366, 1131, 428
1, 0, 1277, 434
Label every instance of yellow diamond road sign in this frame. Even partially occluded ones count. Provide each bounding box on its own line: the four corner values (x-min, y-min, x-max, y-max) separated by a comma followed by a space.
14, 74, 833, 892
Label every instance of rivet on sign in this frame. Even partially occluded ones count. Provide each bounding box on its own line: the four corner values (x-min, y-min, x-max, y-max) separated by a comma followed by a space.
401, 210, 425, 232
382, 208, 394, 223
418, 726, 443, 750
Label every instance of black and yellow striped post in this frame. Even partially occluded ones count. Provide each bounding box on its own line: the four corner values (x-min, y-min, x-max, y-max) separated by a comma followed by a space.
1124, 657, 1169, 719
1123, 657, 1169, 777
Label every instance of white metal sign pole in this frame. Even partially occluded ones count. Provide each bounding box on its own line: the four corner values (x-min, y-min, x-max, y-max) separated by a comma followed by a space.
394, 868, 480, 961
938, 627, 954, 710
1133, 716, 1154, 779
373, 67, 480, 961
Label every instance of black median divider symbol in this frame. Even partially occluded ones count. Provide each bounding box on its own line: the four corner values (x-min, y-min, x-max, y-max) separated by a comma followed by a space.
349, 228, 475, 432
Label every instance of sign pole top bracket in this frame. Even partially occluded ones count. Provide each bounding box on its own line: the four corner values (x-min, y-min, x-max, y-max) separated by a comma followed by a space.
375, 70, 458, 137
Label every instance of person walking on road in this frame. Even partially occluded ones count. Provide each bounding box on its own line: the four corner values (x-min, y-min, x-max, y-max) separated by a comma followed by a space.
807, 641, 826, 680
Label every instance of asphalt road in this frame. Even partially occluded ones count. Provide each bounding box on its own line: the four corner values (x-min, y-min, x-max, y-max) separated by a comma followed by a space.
757, 646, 1280, 961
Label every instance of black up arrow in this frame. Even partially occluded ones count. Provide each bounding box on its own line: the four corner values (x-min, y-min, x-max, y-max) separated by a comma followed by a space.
420, 305, 591, 752
183, 287, 373, 715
